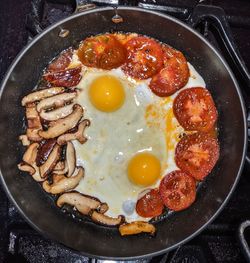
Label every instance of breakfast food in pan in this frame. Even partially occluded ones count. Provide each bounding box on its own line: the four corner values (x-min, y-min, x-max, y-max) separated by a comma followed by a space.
18, 33, 219, 236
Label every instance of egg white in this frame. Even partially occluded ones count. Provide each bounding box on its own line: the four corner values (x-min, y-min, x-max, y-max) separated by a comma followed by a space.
71, 58, 206, 222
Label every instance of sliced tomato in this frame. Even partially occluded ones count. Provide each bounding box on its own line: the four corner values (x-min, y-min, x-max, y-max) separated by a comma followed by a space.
122, 36, 164, 80
149, 45, 189, 96
43, 66, 82, 88
159, 170, 196, 211
77, 34, 126, 70
114, 33, 138, 45
175, 132, 220, 180
173, 87, 218, 132
48, 49, 73, 72
136, 189, 164, 218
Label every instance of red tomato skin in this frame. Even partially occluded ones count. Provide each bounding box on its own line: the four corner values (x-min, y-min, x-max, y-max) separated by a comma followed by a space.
175, 132, 220, 180
48, 49, 73, 72
77, 34, 126, 70
43, 66, 82, 88
136, 189, 164, 218
122, 36, 164, 80
149, 45, 189, 97
159, 170, 196, 211
173, 87, 218, 132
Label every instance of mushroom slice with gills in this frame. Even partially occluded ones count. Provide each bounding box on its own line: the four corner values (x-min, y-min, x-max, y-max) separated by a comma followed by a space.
57, 119, 90, 145
119, 221, 156, 236
42, 166, 84, 194
65, 141, 76, 177
91, 211, 125, 226
19, 135, 30, 146
36, 92, 77, 112
57, 191, 108, 215
18, 163, 35, 175
39, 104, 83, 139
25, 105, 43, 142
39, 144, 61, 178
21, 87, 65, 106
40, 104, 74, 121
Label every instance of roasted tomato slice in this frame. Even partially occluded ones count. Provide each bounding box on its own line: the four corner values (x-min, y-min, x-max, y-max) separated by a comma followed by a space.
159, 170, 196, 211
48, 49, 73, 72
149, 45, 189, 96
114, 33, 138, 45
136, 189, 164, 218
173, 87, 218, 132
122, 36, 164, 80
175, 132, 219, 180
77, 34, 126, 70
43, 66, 82, 87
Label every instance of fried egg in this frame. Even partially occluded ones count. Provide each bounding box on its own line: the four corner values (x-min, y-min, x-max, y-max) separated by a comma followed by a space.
72, 56, 205, 222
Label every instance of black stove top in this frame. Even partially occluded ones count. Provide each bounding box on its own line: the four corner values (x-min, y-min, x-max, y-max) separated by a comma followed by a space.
1, 0, 250, 262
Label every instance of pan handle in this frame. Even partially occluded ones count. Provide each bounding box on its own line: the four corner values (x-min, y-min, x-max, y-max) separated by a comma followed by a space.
74, 0, 96, 13
26, 0, 96, 37
238, 221, 250, 262
188, 4, 250, 89
188, 4, 250, 167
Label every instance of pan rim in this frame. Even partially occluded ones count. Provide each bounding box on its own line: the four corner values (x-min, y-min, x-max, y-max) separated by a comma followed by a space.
0, 6, 247, 260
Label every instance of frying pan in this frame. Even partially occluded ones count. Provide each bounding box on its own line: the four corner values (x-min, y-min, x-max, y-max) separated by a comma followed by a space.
0, 5, 247, 260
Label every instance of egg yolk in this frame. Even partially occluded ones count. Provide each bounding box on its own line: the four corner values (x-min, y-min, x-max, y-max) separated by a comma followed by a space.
89, 75, 125, 112
127, 153, 161, 187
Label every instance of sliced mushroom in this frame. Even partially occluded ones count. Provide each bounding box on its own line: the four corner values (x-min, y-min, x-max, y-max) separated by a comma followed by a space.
18, 144, 44, 182
42, 166, 84, 194
19, 135, 30, 146
53, 162, 68, 175
26, 106, 41, 126
91, 211, 124, 226
40, 104, 74, 121
57, 119, 90, 145
21, 87, 65, 106
99, 203, 109, 214
26, 129, 41, 142
32, 165, 45, 182
25, 105, 42, 142
50, 142, 75, 177
57, 191, 108, 215
18, 163, 35, 175
36, 92, 77, 112
39, 104, 83, 139
54, 161, 65, 171
65, 142, 76, 177
39, 144, 61, 178
119, 221, 156, 236
23, 143, 39, 164
36, 139, 57, 166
